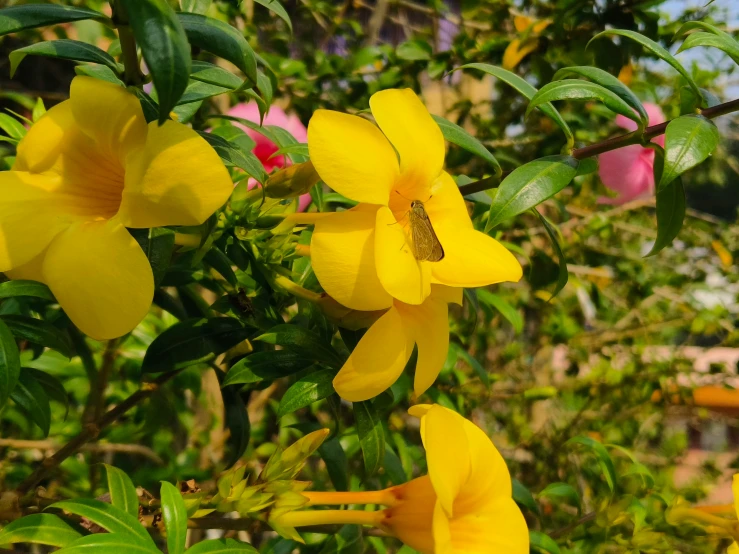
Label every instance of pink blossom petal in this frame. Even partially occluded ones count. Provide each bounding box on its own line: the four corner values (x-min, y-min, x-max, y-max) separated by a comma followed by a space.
598, 145, 655, 205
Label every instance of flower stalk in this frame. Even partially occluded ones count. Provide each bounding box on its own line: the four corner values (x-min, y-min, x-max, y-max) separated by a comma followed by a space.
112, 1, 143, 86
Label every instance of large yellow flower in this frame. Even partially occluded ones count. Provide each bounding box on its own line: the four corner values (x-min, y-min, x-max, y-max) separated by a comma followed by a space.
0, 77, 232, 340
333, 285, 461, 401
307, 89, 522, 311
274, 404, 529, 553
730, 475, 739, 553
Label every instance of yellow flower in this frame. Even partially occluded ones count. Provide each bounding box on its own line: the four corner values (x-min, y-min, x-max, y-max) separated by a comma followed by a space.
0, 77, 232, 339
307, 89, 522, 311
731, 474, 739, 553
333, 285, 461, 401
275, 404, 529, 553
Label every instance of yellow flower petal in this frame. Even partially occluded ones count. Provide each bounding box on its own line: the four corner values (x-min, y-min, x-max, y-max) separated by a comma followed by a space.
307, 109, 398, 205
42, 219, 153, 340
369, 89, 444, 194
385, 476, 436, 554
503, 38, 540, 70
425, 172, 472, 231
375, 206, 431, 305
730, 542, 739, 554
397, 298, 449, 397
332, 306, 414, 401
733, 474, 739, 517
408, 404, 433, 418
311, 206, 393, 312
14, 101, 75, 173
446, 497, 529, 553
0, 172, 82, 271
431, 284, 463, 306
421, 405, 472, 517
431, 227, 522, 288
432, 501, 453, 554
69, 76, 148, 164
118, 120, 233, 228
5, 249, 46, 283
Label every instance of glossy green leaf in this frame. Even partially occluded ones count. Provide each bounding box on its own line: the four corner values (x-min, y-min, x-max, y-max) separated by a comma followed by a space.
142, 318, 251, 373
132, 227, 176, 288
0, 317, 21, 408
223, 350, 315, 385
675, 22, 739, 64
0, 113, 27, 140
121, 0, 191, 124
534, 210, 569, 300
105, 465, 139, 519
658, 115, 719, 189
24, 368, 69, 418
318, 525, 363, 554
646, 178, 686, 257
255, 324, 344, 368
1, 314, 73, 358
200, 132, 268, 184
486, 155, 578, 230
277, 368, 336, 418
450, 342, 489, 386
454, 63, 573, 143
354, 400, 385, 478
590, 29, 702, 101
527, 80, 642, 128
178, 80, 233, 105
512, 478, 540, 514
397, 39, 432, 61
0, 4, 106, 36
181, 0, 212, 15
254, 0, 292, 33
186, 538, 259, 553
0, 513, 82, 548
0, 279, 54, 301
539, 482, 581, 510
567, 436, 617, 493
680, 86, 720, 114
191, 60, 246, 90
161, 482, 188, 554
319, 437, 349, 492
178, 13, 257, 84
10, 369, 50, 435
530, 531, 561, 554
49, 499, 153, 543
221, 386, 251, 466
552, 66, 648, 126
476, 290, 523, 333
256, 70, 273, 110
431, 114, 501, 175
10, 40, 119, 78
57, 534, 160, 554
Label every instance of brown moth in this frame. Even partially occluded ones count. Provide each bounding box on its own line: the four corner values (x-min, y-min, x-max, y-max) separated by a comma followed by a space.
408, 200, 444, 262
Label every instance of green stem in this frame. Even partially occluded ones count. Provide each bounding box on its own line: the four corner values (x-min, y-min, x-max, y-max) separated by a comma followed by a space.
113, 1, 143, 86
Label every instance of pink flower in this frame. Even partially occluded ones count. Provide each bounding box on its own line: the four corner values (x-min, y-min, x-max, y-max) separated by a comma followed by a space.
228, 103, 311, 211
597, 102, 665, 205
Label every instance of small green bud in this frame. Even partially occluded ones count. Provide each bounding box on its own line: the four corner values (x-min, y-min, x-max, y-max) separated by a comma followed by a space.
264, 161, 320, 199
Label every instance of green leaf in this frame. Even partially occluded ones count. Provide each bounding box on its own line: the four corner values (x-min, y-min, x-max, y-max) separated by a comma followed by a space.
255, 324, 344, 368
646, 177, 685, 257
675, 22, 739, 65
0, 514, 82, 548
191, 60, 246, 90
32, 97, 46, 121
223, 350, 315, 385
539, 482, 581, 510
527, 80, 642, 128
256, 70, 273, 110
530, 531, 561, 554
318, 525, 364, 554
1, 314, 73, 358
253, 0, 292, 34
134, 227, 176, 288
10, 40, 120, 78
75, 63, 124, 84
450, 342, 489, 386
277, 368, 335, 418
552, 66, 648, 126
658, 115, 719, 189
0, 4, 106, 36
475, 290, 523, 333
121, 0, 191, 124
161, 482, 188, 554
487, 155, 578, 230
57, 534, 160, 554
24, 368, 69, 418
0, 317, 20, 408
105, 465, 139, 519
178, 79, 233, 105
0, 113, 27, 140
186, 538, 259, 553
431, 115, 501, 175
204, 247, 238, 287
178, 13, 257, 84
0, 280, 54, 301
454, 63, 573, 144
200, 132, 268, 184
567, 436, 617, 493
221, 386, 251, 466
49, 499, 153, 543
142, 318, 251, 373
354, 400, 385, 478
590, 29, 702, 101
534, 210, 569, 300
10, 369, 51, 435
181, 0, 212, 15
319, 437, 349, 492
396, 39, 432, 61
512, 478, 540, 515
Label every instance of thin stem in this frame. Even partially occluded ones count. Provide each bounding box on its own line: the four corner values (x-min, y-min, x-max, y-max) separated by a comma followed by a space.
276, 509, 384, 528
15, 369, 184, 496
273, 275, 323, 303
457, 97, 739, 196
302, 489, 398, 507
112, 1, 143, 86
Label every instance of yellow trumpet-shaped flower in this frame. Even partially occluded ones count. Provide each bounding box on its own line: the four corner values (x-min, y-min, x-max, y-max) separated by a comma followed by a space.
731, 475, 739, 553
0, 77, 232, 339
333, 284, 461, 401
307, 88, 522, 311
274, 404, 529, 553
